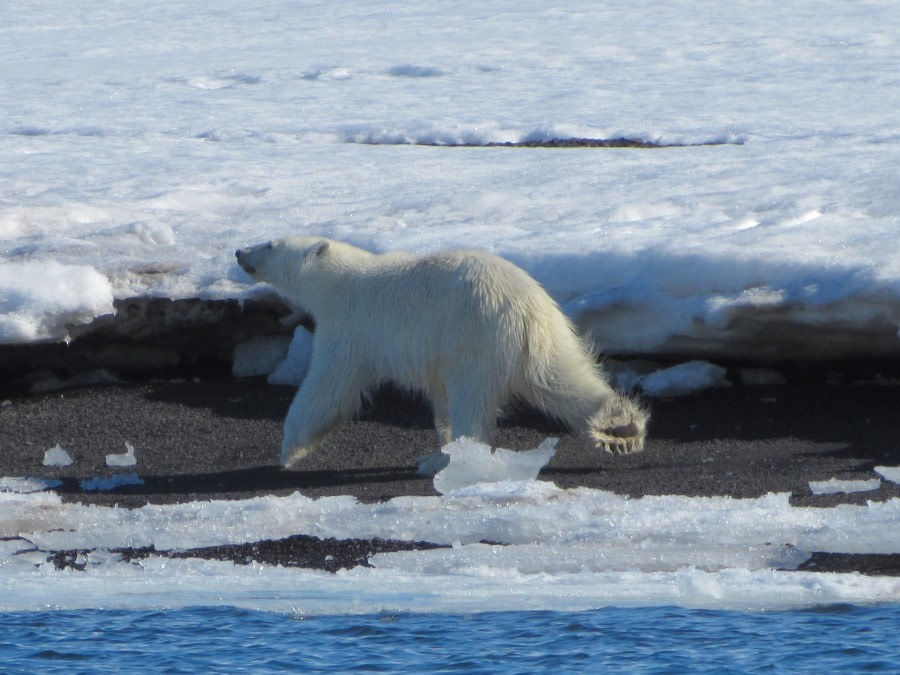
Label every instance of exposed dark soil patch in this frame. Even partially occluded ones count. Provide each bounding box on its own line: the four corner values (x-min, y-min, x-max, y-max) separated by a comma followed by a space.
797, 553, 900, 577
405, 137, 736, 148
46, 535, 446, 574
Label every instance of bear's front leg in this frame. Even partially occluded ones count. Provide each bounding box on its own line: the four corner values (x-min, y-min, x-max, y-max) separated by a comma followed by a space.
280, 362, 363, 468
281, 412, 316, 468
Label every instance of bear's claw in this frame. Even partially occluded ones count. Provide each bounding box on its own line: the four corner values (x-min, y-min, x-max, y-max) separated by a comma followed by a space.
594, 436, 644, 455
588, 400, 648, 455
281, 443, 312, 470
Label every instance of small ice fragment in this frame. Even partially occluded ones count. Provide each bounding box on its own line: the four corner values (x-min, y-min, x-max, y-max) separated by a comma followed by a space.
106, 441, 137, 467
416, 452, 450, 477
433, 437, 557, 495
80, 473, 144, 491
43, 444, 74, 467
874, 466, 900, 484
640, 361, 730, 397
808, 478, 881, 495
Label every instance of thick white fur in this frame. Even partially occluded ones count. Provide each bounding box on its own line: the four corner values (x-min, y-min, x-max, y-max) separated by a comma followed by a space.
236, 237, 647, 468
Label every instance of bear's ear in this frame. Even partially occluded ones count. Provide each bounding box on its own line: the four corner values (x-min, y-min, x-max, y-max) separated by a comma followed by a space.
312, 241, 330, 258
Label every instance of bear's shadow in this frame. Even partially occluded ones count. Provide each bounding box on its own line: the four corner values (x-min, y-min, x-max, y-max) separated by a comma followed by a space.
54, 464, 426, 502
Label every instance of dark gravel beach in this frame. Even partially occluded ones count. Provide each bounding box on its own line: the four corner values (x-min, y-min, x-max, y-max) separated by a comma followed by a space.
2, 377, 899, 574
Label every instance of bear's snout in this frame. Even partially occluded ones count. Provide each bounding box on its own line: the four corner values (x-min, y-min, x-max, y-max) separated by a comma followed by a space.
235, 248, 256, 275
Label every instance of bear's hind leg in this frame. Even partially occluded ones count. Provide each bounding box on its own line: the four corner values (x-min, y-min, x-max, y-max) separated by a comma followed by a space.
445, 374, 500, 444
429, 380, 452, 446
522, 354, 648, 455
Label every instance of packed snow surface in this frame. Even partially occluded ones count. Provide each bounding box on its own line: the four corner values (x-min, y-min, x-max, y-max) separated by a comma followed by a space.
3, 440, 900, 615
1, 1, 898, 357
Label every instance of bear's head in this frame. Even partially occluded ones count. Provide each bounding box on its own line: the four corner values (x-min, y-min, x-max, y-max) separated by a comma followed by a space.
237, 236, 378, 315
236, 237, 329, 282
236, 237, 334, 307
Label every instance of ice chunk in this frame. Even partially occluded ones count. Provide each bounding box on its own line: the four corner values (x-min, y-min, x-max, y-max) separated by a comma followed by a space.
416, 452, 451, 477
232, 335, 292, 377
433, 437, 557, 495
106, 441, 137, 467
641, 361, 730, 397
80, 473, 144, 491
874, 466, 900, 484
268, 326, 314, 386
808, 478, 881, 495
43, 444, 74, 467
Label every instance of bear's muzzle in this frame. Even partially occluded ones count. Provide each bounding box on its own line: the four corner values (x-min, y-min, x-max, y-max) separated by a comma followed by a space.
235, 249, 256, 275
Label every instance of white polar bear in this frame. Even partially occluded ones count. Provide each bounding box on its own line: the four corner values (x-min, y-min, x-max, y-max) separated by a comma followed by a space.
236, 237, 647, 468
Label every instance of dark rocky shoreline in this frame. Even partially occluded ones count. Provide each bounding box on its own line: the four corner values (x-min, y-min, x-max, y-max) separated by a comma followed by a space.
3, 376, 900, 577
3, 295, 899, 577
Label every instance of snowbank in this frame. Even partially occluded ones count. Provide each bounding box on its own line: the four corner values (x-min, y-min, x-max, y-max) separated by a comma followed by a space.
1, 1, 898, 360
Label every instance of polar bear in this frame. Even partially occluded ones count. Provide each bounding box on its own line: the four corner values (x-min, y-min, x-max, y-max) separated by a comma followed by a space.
236, 237, 647, 468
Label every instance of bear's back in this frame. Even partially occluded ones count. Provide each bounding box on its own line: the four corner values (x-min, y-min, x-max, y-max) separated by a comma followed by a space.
410, 249, 546, 305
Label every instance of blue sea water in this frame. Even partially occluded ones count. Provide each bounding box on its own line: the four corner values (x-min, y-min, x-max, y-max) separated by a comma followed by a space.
1, 605, 898, 673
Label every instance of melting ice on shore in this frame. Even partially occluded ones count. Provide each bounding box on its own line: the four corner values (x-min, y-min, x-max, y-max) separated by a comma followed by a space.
0, 477, 62, 493
432, 437, 557, 495
79, 473, 144, 492
42, 444, 73, 467
808, 478, 881, 496
2, 440, 900, 615
106, 442, 137, 467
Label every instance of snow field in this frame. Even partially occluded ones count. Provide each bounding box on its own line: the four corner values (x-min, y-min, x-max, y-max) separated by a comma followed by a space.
1, 1, 898, 355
